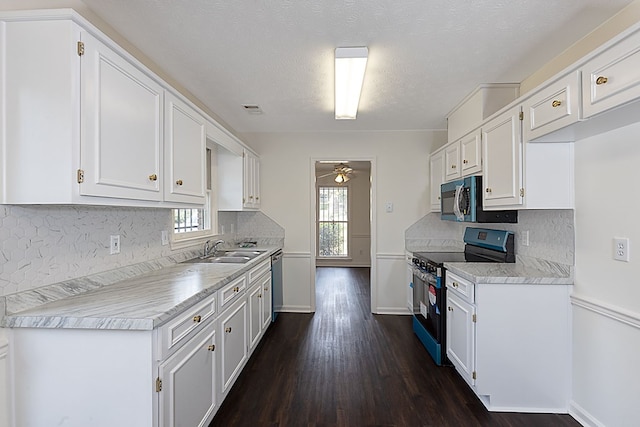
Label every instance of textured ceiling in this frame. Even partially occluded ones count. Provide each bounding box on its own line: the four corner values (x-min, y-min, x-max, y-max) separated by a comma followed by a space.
81, 0, 633, 133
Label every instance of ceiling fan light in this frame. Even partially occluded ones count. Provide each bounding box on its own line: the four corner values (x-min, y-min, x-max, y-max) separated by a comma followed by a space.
335, 173, 345, 183
335, 47, 368, 120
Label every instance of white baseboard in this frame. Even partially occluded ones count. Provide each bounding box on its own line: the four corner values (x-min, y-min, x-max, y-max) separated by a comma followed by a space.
278, 306, 312, 313
569, 400, 605, 427
374, 307, 412, 315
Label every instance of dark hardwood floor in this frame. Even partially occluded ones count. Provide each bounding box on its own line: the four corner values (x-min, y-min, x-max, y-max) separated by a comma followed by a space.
210, 267, 580, 427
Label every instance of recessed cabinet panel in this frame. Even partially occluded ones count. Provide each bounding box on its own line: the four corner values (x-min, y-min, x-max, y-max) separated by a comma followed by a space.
524, 71, 580, 141
582, 27, 640, 119
444, 143, 461, 180
460, 131, 482, 175
220, 299, 247, 395
481, 107, 523, 208
80, 31, 163, 201
159, 326, 217, 427
165, 93, 206, 204
446, 291, 475, 387
261, 274, 272, 330
429, 150, 445, 212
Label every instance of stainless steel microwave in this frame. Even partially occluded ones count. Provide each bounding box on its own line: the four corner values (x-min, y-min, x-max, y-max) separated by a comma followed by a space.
440, 176, 518, 223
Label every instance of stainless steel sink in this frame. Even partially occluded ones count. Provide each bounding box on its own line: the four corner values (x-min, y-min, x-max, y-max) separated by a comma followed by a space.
183, 249, 266, 264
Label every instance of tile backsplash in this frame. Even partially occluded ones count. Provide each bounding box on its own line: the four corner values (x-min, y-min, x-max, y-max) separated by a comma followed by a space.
406, 210, 575, 265
0, 205, 196, 296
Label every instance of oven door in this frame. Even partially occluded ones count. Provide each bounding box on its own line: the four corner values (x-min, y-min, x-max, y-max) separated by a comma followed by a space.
412, 268, 437, 323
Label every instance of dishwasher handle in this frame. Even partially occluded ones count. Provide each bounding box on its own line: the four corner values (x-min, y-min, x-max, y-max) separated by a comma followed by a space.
271, 250, 283, 263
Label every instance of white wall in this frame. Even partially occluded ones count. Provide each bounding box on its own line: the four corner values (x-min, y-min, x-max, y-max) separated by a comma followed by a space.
243, 130, 446, 313
570, 122, 640, 427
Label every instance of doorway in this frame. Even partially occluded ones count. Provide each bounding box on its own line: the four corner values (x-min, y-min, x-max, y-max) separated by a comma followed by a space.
311, 159, 375, 313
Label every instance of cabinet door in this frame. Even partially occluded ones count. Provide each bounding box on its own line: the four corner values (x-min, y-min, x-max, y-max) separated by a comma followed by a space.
429, 150, 445, 212
243, 150, 260, 208
80, 31, 164, 201
460, 131, 482, 175
260, 273, 272, 330
406, 262, 414, 312
523, 71, 580, 141
220, 299, 247, 395
446, 292, 476, 387
444, 142, 461, 181
159, 325, 217, 427
248, 282, 262, 352
582, 27, 640, 119
481, 106, 523, 208
164, 92, 206, 204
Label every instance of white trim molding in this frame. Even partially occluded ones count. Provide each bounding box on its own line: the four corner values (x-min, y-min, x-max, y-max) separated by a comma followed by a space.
571, 294, 640, 330
569, 400, 606, 427
376, 253, 405, 260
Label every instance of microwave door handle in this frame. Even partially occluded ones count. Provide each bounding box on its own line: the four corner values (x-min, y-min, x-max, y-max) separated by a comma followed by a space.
453, 185, 464, 221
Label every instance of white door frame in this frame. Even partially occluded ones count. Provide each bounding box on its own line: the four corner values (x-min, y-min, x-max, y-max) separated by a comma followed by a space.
309, 157, 377, 313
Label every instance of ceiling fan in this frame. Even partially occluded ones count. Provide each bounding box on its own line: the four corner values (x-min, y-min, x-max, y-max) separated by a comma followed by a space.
318, 163, 354, 184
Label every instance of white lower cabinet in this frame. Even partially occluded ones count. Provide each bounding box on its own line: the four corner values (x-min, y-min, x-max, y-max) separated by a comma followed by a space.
7, 255, 275, 426
219, 296, 248, 397
158, 324, 217, 427
445, 271, 571, 413
446, 291, 475, 387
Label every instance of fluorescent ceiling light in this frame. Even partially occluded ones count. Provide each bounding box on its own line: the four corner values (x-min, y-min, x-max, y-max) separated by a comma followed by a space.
335, 47, 368, 120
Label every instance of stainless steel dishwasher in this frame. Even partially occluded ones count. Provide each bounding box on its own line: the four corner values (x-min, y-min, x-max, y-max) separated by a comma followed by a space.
271, 250, 283, 322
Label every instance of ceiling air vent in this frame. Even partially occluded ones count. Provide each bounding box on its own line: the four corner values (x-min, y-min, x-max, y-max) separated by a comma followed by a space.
242, 104, 263, 114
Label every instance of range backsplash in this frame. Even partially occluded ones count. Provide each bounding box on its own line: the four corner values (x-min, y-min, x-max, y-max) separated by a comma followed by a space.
405, 210, 575, 266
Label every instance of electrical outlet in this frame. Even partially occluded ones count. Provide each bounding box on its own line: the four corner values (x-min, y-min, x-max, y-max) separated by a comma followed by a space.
385, 202, 393, 213
161, 230, 169, 246
613, 237, 630, 262
522, 230, 530, 247
110, 235, 121, 255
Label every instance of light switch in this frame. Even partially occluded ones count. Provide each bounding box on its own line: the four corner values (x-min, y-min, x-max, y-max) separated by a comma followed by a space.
385, 202, 393, 213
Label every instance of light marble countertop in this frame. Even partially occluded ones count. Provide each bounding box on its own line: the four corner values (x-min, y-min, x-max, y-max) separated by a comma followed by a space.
3, 247, 281, 331
444, 257, 573, 285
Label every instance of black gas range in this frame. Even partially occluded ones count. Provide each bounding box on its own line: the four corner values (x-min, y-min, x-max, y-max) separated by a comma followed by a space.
411, 227, 515, 365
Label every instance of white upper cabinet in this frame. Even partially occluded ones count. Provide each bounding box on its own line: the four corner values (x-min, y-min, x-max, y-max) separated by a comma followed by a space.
460, 129, 482, 176
429, 149, 445, 212
243, 150, 260, 209
444, 142, 461, 181
0, 10, 232, 207
522, 70, 581, 142
481, 106, 523, 209
80, 30, 164, 202
582, 25, 640, 119
164, 92, 206, 204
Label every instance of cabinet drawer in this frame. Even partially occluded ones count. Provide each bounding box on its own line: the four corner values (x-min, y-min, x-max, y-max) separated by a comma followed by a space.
158, 294, 217, 358
248, 259, 271, 284
219, 275, 247, 310
582, 27, 640, 119
446, 272, 474, 304
523, 71, 580, 141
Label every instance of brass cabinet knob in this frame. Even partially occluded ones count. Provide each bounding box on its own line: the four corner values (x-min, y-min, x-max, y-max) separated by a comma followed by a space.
463, 159, 468, 164
451, 164, 456, 169
148, 174, 158, 181
596, 76, 608, 85
485, 188, 492, 193
225, 327, 232, 333
233, 286, 239, 292
256, 197, 259, 201
264, 286, 269, 291
452, 282, 458, 288
438, 196, 441, 200
193, 315, 201, 323
207, 344, 215, 352
249, 195, 254, 199
448, 307, 453, 311
176, 179, 183, 186
551, 100, 562, 107
258, 293, 262, 298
